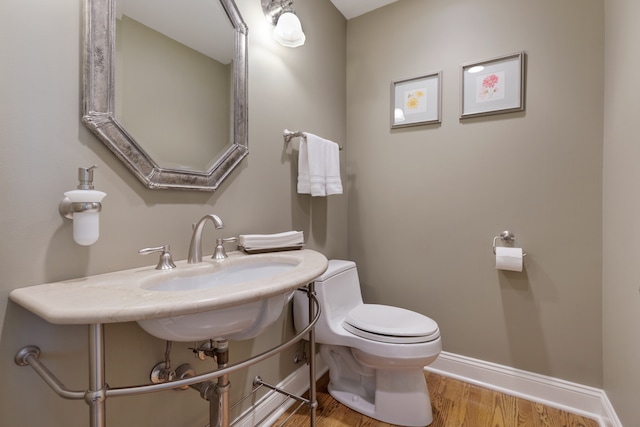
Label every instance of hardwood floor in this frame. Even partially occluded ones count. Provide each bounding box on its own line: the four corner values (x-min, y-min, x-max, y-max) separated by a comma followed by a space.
274, 372, 600, 427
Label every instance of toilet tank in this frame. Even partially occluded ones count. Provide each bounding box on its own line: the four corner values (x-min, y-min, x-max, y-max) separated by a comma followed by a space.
293, 260, 364, 338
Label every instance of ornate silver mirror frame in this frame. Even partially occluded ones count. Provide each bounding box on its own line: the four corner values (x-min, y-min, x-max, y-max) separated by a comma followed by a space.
82, 0, 248, 191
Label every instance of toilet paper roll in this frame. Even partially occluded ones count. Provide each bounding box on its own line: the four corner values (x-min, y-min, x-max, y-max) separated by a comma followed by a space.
495, 247, 523, 272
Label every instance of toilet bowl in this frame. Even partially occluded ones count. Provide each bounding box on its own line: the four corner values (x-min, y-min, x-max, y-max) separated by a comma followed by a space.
293, 260, 441, 427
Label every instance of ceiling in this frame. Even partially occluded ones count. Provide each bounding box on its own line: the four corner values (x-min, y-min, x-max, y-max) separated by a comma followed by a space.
329, 0, 398, 19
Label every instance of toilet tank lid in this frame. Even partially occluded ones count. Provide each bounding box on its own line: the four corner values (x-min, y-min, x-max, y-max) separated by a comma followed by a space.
316, 260, 356, 282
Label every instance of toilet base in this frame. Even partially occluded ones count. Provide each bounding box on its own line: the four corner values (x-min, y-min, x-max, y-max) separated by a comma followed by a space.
322, 345, 434, 426
327, 368, 433, 426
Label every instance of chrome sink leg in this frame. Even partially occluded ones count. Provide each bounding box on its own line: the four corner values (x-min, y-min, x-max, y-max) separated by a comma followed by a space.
14, 324, 107, 427
210, 339, 230, 427
307, 282, 317, 427
88, 324, 107, 427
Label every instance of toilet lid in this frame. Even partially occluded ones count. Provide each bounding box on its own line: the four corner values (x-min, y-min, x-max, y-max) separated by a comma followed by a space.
343, 304, 440, 344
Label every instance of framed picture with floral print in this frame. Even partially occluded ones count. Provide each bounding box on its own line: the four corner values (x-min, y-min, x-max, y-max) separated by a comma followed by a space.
460, 51, 525, 119
391, 72, 442, 128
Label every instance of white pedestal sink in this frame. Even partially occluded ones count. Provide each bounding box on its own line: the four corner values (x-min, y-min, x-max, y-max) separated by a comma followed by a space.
9, 250, 328, 342
10, 249, 327, 427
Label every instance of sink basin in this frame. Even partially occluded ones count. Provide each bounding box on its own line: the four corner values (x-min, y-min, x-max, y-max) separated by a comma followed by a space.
142, 262, 296, 291
137, 260, 301, 341
136, 291, 294, 342
9, 249, 328, 342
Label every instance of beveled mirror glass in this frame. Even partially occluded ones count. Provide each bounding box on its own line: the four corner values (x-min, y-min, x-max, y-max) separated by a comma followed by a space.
83, 0, 248, 191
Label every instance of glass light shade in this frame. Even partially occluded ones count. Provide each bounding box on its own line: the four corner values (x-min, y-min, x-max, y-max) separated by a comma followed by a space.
273, 12, 306, 47
64, 189, 107, 246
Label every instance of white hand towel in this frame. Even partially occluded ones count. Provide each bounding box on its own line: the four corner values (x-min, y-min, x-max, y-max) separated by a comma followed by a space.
297, 138, 311, 194
307, 133, 329, 197
298, 133, 343, 197
323, 138, 343, 196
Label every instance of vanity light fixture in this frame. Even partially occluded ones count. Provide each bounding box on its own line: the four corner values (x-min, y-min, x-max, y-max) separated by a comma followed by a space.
59, 165, 107, 246
262, 0, 306, 48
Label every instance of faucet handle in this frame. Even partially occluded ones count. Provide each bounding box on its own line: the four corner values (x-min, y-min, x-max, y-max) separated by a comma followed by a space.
139, 244, 177, 270
213, 237, 237, 260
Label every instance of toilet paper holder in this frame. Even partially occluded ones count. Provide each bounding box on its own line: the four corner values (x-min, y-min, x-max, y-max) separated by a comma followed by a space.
492, 230, 527, 256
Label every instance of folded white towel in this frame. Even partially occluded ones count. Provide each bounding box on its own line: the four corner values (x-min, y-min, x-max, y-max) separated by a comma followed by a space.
239, 231, 304, 250
297, 133, 343, 197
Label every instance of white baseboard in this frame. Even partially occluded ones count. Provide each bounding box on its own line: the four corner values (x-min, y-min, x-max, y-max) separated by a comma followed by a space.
232, 357, 328, 427
237, 351, 622, 427
426, 351, 623, 427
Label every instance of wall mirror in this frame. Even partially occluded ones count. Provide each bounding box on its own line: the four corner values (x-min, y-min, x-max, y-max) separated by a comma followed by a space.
83, 0, 248, 191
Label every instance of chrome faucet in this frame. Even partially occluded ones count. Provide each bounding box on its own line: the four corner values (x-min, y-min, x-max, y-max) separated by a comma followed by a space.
188, 214, 225, 264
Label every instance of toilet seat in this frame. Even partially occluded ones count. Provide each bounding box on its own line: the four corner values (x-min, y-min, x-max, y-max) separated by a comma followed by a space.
343, 304, 440, 344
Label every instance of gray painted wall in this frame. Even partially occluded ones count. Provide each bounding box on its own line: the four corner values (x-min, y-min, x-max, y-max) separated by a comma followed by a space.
346, 0, 604, 387
0, 0, 346, 425
603, 0, 640, 425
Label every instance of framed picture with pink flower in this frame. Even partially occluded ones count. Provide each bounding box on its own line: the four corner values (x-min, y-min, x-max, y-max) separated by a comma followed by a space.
391, 71, 442, 128
460, 51, 525, 119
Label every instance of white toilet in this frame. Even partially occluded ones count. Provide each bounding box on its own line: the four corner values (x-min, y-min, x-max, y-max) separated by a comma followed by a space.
293, 260, 441, 427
